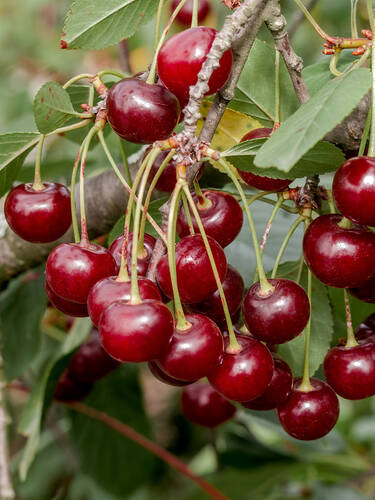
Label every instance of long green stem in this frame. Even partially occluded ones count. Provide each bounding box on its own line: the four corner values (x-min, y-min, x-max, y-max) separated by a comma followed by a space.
344, 289, 359, 348
369, 11, 375, 157
97, 70, 127, 80
191, 0, 198, 27
193, 179, 211, 208
292, 0, 329, 39
299, 267, 313, 392
367, 0, 375, 31
326, 189, 336, 214
70, 146, 84, 243
46, 119, 92, 137
359, 108, 372, 156
271, 215, 305, 279
274, 49, 280, 127
154, 0, 166, 52
182, 191, 195, 235
296, 253, 305, 284
62, 74, 93, 89
119, 139, 133, 188
351, 0, 359, 38
33, 135, 45, 191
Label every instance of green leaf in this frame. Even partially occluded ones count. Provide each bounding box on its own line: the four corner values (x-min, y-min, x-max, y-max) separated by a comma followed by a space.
255, 68, 371, 172
62, 0, 159, 50
33, 82, 76, 134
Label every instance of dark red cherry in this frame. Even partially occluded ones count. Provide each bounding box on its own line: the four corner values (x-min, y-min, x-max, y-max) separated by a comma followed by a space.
277, 378, 339, 441
109, 232, 156, 275
87, 276, 161, 327
362, 313, 375, 330
5, 182, 71, 243
208, 334, 274, 402
191, 265, 244, 323
148, 361, 192, 386
99, 299, 174, 362
156, 234, 227, 303
242, 279, 310, 345
107, 78, 180, 144
238, 129, 292, 191
355, 314, 375, 342
303, 214, 375, 288
54, 372, 92, 402
45, 281, 88, 317
155, 313, 223, 381
181, 382, 236, 427
46, 242, 117, 304
177, 190, 243, 248
242, 355, 293, 411
333, 156, 375, 227
349, 276, 375, 303
171, 0, 210, 26
157, 27, 233, 106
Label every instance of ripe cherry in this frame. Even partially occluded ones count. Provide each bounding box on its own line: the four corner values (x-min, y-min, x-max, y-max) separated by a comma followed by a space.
177, 190, 243, 248
109, 232, 156, 275
208, 334, 274, 402
46, 281, 88, 317
87, 276, 161, 327
54, 372, 92, 402
155, 313, 223, 381
157, 27, 233, 106
303, 214, 375, 288
277, 378, 339, 440
362, 313, 375, 330
238, 129, 292, 191
242, 355, 293, 411
333, 156, 375, 227
5, 182, 71, 243
181, 382, 236, 428
355, 314, 375, 342
148, 361, 192, 386
107, 78, 180, 144
99, 300, 174, 362
242, 279, 310, 344
171, 0, 210, 26
156, 234, 227, 303
46, 243, 117, 304
349, 276, 375, 303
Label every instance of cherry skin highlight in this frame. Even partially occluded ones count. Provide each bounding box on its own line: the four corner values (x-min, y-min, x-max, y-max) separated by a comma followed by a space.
46, 242, 117, 304
208, 334, 274, 402
5, 182, 71, 243
156, 234, 227, 303
171, 0, 210, 26
87, 276, 161, 327
157, 27, 233, 106
333, 156, 375, 227
242, 278, 310, 344
148, 361, 192, 386
46, 281, 88, 317
99, 299, 174, 362
181, 382, 236, 428
177, 190, 243, 248
109, 232, 156, 275
303, 214, 375, 288
242, 355, 293, 411
155, 313, 223, 381
349, 276, 375, 303
238, 129, 292, 191
107, 78, 180, 144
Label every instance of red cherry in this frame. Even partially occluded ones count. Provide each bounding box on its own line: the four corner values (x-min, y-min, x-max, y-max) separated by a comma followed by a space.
208, 334, 274, 402
171, 0, 210, 26
5, 182, 71, 243
157, 27, 233, 106
148, 361, 192, 386
349, 276, 375, 303
54, 372, 92, 402
191, 265, 244, 323
242, 279, 310, 344
303, 214, 375, 288
177, 190, 243, 248
242, 355, 293, 411
99, 299, 174, 362
46, 243, 117, 304
355, 314, 375, 342
87, 276, 161, 327
45, 281, 88, 317
109, 232, 156, 275
277, 378, 339, 441
362, 313, 375, 330
333, 156, 375, 227
155, 313, 223, 381
181, 382, 236, 428
238, 129, 292, 191
107, 78, 180, 144
156, 234, 227, 303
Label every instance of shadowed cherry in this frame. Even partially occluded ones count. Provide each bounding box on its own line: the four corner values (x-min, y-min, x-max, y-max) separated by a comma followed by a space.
46, 281, 88, 317
349, 276, 375, 303
171, 0, 210, 26
54, 372, 93, 402
109, 232, 156, 276
148, 361, 192, 387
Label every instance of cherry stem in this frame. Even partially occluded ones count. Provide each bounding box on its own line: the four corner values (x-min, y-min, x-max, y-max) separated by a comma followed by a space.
271, 215, 305, 279
183, 185, 241, 352
329, 50, 343, 77
359, 107, 372, 157
338, 216, 353, 229
296, 253, 305, 284
299, 267, 313, 392
218, 158, 274, 295
46, 119, 92, 137
96, 69, 127, 80
191, 0, 198, 28
181, 191, 195, 235
344, 289, 359, 348
154, 0, 166, 52
367, 0, 375, 32
326, 189, 336, 214
351, 0, 359, 38
32, 135, 45, 191
70, 146, 84, 244
193, 179, 211, 208
368, 0, 375, 157
292, 0, 329, 40
119, 139, 133, 189
274, 49, 281, 128
62, 73, 93, 89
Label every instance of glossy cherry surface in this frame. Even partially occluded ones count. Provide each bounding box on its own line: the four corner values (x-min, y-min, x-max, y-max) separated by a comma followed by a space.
46, 242, 117, 304
277, 378, 339, 441
242, 355, 293, 411
333, 156, 375, 227
46, 281, 88, 317
5, 182, 71, 243
242, 278, 310, 344
148, 361, 192, 386
171, 0, 210, 25
208, 334, 274, 402
177, 190, 243, 248
99, 299, 174, 362
238, 129, 292, 191
157, 27, 233, 105
54, 372, 92, 402
109, 232, 156, 275
156, 313, 223, 381
303, 214, 375, 288
181, 382, 236, 428
156, 234, 227, 303
87, 276, 161, 326
349, 276, 375, 303
107, 78, 180, 144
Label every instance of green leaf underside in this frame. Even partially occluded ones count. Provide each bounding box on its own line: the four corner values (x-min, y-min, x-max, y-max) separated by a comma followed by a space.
254, 68, 371, 171
62, 0, 159, 50
33, 82, 76, 134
